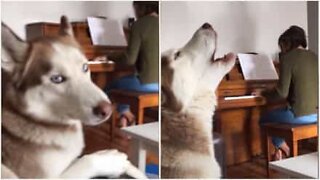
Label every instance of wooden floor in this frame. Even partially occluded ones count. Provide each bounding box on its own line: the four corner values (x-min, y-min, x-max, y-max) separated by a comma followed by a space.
226, 143, 317, 179
226, 155, 282, 178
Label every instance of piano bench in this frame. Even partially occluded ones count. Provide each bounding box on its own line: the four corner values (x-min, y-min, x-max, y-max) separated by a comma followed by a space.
109, 90, 159, 139
263, 123, 318, 177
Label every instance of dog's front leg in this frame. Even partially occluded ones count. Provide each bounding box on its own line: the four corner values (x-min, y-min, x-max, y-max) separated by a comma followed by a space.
60, 149, 147, 179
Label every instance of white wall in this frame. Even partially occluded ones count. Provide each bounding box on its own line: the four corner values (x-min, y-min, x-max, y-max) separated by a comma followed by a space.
307, 1, 318, 55
1, 1, 135, 40
2, 1, 313, 59
161, 1, 308, 60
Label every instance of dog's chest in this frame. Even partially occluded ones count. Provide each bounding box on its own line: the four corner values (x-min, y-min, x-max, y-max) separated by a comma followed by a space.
36, 133, 84, 177
3, 123, 84, 178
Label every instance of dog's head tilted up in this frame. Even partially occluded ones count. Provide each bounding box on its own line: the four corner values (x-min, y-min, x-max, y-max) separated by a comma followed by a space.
162, 23, 236, 113
2, 16, 112, 126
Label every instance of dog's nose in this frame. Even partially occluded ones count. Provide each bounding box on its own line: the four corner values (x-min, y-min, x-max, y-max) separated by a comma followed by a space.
202, 23, 212, 29
92, 101, 112, 119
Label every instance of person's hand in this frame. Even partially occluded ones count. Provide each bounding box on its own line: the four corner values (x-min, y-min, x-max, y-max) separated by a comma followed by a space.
93, 55, 108, 61
252, 89, 263, 96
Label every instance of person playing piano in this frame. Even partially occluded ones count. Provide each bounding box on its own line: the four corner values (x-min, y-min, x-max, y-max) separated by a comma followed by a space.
258, 26, 318, 160
106, 1, 159, 127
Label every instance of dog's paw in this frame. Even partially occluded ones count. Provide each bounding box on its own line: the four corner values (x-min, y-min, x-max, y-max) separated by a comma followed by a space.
87, 149, 130, 178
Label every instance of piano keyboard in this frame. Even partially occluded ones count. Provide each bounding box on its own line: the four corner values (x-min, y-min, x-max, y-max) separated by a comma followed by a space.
87, 60, 114, 64
224, 95, 257, 100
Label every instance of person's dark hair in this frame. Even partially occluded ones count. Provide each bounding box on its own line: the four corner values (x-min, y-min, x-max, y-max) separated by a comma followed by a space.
278, 25, 307, 51
133, 1, 159, 15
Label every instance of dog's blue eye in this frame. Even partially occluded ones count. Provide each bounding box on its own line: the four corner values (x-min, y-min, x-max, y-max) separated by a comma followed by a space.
82, 63, 89, 73
50, 75, 66, 84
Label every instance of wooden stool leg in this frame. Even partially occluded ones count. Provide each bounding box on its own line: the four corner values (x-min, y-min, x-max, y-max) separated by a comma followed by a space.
110, 105, 118, 141
265, 133, 272, 177
132, 102, 144, 125
292, 140, 298, 156
137, 106, 144, 125
131, 104, 138, 125
288, 138, 298, 157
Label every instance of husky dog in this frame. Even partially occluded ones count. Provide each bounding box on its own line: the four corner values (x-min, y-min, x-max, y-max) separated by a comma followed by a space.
161, 23, 236, 178
1, 16, 146, 179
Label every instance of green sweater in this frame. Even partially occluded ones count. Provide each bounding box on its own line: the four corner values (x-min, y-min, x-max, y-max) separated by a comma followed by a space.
265, 49, 318, 117
118, 15, 159, 84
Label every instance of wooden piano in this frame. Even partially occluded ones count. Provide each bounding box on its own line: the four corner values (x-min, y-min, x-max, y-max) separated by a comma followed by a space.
26, 21, 134, 154
214, 60, 287, 166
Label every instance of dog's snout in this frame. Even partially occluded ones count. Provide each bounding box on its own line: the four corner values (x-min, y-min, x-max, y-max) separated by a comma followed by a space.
93, 101, 112, 119
202, 23, 212, 29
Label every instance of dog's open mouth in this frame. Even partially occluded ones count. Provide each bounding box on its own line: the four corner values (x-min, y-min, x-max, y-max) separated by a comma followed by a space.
213, 53, 237, 64
210, 50, 216, 63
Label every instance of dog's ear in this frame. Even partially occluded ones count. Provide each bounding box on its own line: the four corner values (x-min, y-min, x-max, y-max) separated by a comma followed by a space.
161, 89, 167, 105
59, 15, 74, 37
1, 22, 29, 73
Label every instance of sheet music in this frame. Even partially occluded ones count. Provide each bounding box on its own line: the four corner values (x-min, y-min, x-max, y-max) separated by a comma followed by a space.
238, 53, 278, 80
87, 17, 127, 46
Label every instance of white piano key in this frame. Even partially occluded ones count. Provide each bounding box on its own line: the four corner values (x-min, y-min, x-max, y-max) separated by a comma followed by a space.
87, 60, 114, 64
224, 95, 257, 100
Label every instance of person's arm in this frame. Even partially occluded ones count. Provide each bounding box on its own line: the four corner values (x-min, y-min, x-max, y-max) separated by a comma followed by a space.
275, 57, 292, 98
262, 57, 292, 100
121, 23, 142, 65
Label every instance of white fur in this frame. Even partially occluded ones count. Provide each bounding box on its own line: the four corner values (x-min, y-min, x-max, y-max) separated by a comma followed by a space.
162, 24, 235, 178
1, 19, 146, 179
24, 43, 111, 125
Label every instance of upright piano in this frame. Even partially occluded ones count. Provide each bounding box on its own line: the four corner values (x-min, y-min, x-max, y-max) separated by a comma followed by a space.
215, 60, 287, 166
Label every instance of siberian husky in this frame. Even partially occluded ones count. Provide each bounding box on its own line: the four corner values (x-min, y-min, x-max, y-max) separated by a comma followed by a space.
1, 16, 146, 179
161, 23, 236, 178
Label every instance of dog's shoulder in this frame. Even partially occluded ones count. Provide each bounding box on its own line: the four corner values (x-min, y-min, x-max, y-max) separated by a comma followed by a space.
2, 108, 84, 147
2, 108, 84, 177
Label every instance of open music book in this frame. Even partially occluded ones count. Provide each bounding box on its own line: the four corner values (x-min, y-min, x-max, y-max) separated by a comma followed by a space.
87, 17, 127, 46
238, 53, 279, 80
